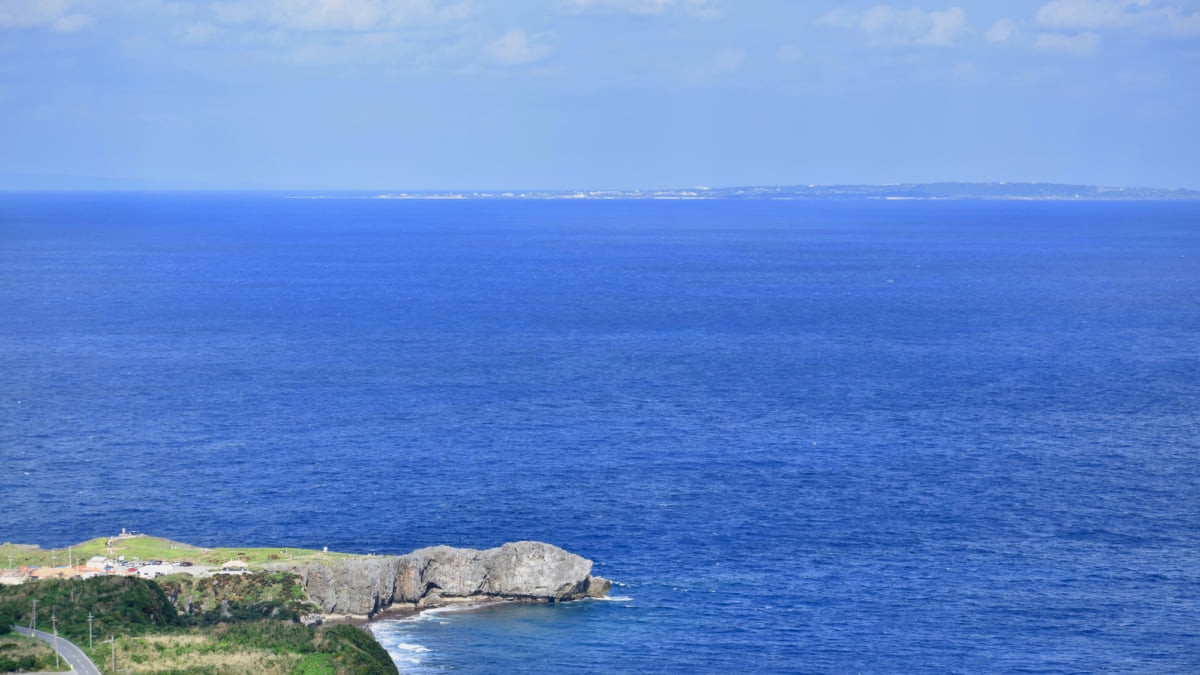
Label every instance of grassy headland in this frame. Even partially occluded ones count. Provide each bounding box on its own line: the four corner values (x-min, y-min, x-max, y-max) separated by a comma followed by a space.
0, 534, 398, 674
1, 534, 356, 569
0, 574, 397, 674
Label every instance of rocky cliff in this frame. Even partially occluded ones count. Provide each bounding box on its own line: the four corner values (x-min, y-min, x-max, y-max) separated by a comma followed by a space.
268, 541, 611, 618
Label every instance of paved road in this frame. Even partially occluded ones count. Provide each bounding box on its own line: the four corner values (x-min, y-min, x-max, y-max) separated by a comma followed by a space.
12, 625, 102, 674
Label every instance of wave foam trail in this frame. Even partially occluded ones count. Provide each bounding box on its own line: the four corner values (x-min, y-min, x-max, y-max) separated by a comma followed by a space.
397, 643, 431, 653
368, 624, 435, 672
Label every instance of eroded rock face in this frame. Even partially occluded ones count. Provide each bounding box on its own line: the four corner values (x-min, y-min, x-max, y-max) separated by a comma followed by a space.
281, 556, 406, 616
268, 541, 609, 617
480, 541, 594, 600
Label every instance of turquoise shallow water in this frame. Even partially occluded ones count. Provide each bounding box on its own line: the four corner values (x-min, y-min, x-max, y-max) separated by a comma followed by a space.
2, 194, 1199, 672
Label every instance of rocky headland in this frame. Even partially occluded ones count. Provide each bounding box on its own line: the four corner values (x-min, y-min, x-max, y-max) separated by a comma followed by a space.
269, 541, 612, 620
1, 535, 610, 673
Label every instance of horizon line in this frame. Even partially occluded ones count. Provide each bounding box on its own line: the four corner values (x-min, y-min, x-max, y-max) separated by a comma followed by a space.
3, 180, 1200, 194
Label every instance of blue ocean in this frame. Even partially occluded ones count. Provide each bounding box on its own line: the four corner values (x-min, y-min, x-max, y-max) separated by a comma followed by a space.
2, 194, 1199, 672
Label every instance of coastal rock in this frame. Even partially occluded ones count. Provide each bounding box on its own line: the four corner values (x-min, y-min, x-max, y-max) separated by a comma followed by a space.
414, 545, 491, 600
480, 541, 593, 600
281, 556, 405, 616
585, 575, 612, 598
268, 541, 605, 617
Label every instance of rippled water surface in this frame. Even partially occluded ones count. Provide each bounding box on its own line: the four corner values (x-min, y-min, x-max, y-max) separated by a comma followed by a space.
2, 195, 1199, 672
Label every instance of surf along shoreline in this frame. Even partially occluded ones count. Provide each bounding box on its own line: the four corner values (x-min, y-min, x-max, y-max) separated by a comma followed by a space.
1, 532, 610, 667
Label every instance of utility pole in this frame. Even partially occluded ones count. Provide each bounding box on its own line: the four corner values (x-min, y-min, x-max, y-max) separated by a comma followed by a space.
88, 613, 94, 650
30, 599, 37, 631
103, 635, 116, 673
52, 613, 60, 670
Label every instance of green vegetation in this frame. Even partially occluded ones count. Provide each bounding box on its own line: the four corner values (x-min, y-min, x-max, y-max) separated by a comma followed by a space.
0, 633, 70, 672
1, 535, 358, 570
157, 571, 319, 625
0, 574, 397, 675
0, 576, 177, 639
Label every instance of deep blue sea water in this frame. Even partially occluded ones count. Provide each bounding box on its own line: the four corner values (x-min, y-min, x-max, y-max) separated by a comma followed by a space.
2, 194, 1199, 672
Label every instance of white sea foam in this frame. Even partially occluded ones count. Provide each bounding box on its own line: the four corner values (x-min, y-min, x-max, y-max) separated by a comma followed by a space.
368, 624, 434, 672
396, 643, 431, 653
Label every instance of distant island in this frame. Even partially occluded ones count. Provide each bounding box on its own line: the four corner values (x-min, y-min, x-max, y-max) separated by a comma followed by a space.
371, 182, 1200, 201
3, 179, 1198, 199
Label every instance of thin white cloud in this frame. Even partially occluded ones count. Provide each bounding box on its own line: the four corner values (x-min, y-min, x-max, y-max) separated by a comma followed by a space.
210, 0, 475, 32
711, 46, 744, 72
1036, 0, 1146, 30
683, 46, 745, 83
1167, 10, 1200, 36
134, 0, 479, 65
1034, 30, 1101, 54
177, 22, 224, 46
51, 11, 89, 31
814, 9, 858, 29
817, 5, 970, 47
486, 29, 552, 66
558, 0, 718, 19
776, 44, 804, 63
923, 7, 970, 45
985, 18, 1019, 43
1035, 0, 1200, 37
0, 0, 91, 32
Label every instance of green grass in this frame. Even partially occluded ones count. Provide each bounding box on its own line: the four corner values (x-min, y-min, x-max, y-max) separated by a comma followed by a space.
0, 535, 361, 570
0, 633, 71, 672
294, 653, 337, 674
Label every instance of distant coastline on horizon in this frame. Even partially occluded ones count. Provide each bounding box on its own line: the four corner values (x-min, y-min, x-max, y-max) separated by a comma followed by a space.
3, 180, 1200, 201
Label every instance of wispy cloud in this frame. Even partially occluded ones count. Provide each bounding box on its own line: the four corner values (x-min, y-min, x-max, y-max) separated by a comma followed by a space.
817, 5, 970, 47
557, 0, 719, 19
985, 18, 1019, 43
1035, 0, 1200, 37
680, 46, 745, 83
1035, 30, 1102, 54
133, 0, 480, 66
486, 29, 552, 66
0, 0, 92, 32
176, 22, 224, 46
1036, 0, 1148, 30
209, 0, 475, 32
776, 44, 804, 63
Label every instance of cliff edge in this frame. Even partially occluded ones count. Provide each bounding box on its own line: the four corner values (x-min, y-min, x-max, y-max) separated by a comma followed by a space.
268, 541, 611, 618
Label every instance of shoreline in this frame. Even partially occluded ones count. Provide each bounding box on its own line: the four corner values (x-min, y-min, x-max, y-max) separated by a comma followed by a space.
1, 531, 610, 622
2, 533, 609, 674
336, 595, 562, 627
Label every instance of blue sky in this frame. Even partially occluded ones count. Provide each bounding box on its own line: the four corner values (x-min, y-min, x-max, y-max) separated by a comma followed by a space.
1, 0, 1198, 189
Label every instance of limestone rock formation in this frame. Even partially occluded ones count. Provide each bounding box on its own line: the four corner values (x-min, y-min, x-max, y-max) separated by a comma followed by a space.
268, 541, 610, 617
